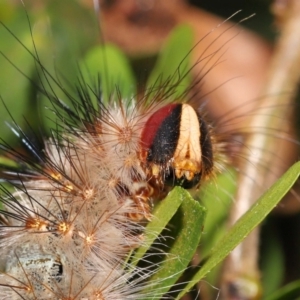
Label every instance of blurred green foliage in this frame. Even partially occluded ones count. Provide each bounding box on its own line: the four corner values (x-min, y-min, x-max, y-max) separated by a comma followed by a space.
0, 1, 299, 299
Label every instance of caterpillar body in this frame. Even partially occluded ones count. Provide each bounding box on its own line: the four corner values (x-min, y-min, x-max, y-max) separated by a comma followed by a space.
0, 1, 299, 300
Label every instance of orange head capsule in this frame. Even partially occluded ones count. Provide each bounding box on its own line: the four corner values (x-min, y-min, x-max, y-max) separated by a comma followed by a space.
140, 103, 213, 189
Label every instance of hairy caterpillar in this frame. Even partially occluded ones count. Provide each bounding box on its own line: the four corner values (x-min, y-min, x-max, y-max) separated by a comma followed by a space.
0, 1, 299, 300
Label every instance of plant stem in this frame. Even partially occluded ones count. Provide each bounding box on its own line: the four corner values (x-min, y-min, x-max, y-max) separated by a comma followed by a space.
221, 1, 300, 299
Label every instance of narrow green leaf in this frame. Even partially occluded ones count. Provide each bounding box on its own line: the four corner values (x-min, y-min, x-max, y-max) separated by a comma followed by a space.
0, 156, 18, 168
198, 169, 236, 258
80, 44, 136, 102
146, 25, 193, 100
0, 7, 35, 143
261, 222, 285, 296
143, 187, 206, 298
131, 187, 183, 267
264, 279, 300, 300
177, 161, 300, 299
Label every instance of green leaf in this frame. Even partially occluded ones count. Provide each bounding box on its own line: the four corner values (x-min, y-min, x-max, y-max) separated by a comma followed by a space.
0, 156, 18, 168
0, 6, 35, 143
264, 279, 300, 300
260, 221, 285, 297
146, 25, 193, 100
0, 0, 99, 138
143, 187, 206, 298
177, 161, 300, 299
80, 44, 136, 102
131, 187, 183, 267
197, 169, 236, 258
35, 0, 99, 132
194, 169, 237, 288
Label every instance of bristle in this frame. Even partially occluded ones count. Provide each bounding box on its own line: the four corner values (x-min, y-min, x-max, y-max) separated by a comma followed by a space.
1, 1, 299, 300
0, 97, 158, 298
